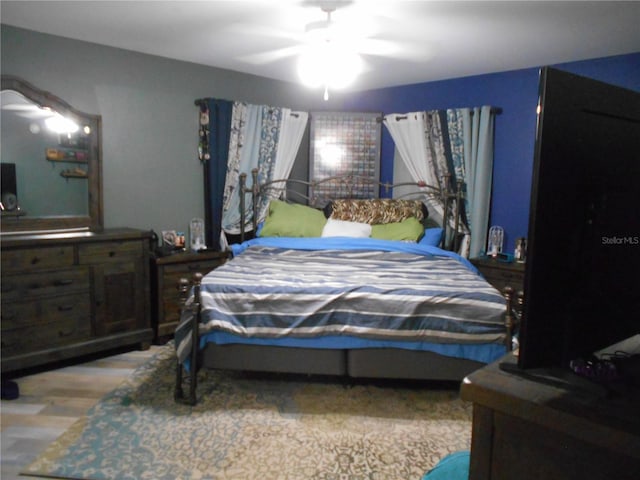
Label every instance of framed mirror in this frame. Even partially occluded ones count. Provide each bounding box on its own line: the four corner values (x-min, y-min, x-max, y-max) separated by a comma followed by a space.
1, 75, 103, 233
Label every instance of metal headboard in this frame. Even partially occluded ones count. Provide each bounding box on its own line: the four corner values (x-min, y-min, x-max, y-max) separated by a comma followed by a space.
238, 168, 465, 251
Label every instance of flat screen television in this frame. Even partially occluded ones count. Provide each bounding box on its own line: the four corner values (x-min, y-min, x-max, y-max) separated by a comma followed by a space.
518, 67, 640, 371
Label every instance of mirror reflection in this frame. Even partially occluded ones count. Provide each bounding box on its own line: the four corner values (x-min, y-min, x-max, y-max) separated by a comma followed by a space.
0, 76, 102, 233
1, 89, 89, 217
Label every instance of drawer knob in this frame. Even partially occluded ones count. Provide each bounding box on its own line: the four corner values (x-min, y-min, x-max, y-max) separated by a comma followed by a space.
57, 305, 74, 312
31, 256, 41, 265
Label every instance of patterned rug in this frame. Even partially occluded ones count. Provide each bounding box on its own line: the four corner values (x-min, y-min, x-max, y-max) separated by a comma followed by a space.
24, 344, 472, 480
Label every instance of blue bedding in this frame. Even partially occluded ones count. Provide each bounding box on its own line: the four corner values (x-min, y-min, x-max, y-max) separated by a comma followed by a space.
176, 237, 507, 365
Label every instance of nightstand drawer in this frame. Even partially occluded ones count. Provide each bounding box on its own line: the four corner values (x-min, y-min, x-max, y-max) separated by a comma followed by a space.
151, 251, 228, 342
163, 259, 223, 276
470, 257, 525, 293
483, 270, 524, 290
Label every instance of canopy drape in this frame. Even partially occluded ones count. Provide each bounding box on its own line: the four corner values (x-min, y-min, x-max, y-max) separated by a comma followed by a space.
383, 106, 496, 257
198, 99, 232, 251
198, 99, 308, 250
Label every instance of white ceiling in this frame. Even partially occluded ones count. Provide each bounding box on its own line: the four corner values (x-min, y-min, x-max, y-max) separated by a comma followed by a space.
2, 1, 639, 91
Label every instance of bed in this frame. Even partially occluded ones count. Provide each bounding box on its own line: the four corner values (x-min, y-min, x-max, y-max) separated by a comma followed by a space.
175, 171, 519, 405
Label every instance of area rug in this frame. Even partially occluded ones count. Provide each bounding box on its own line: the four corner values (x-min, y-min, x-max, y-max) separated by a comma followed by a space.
24, 344, 472, 480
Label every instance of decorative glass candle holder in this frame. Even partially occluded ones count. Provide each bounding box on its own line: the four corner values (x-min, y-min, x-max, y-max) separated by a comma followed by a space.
190, 217, 206, 251
487, 226, 504, 257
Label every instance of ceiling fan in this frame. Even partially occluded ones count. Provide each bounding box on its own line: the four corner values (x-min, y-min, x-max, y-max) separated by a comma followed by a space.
232, 1, 417, 98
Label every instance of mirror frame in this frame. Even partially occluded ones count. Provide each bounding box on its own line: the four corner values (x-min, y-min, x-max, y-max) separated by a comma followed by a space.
1, 75, 103, 234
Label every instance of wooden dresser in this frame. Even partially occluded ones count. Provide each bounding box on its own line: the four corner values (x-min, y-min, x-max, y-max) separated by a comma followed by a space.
461, 353, 640, 480
1, 228, 153, 374
150, 250, 228, 342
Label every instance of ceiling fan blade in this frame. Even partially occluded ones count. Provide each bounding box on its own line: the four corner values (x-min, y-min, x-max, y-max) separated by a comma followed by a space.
224, 22, 301, 41
240, 45, 303, 65
356, 38, 427, 61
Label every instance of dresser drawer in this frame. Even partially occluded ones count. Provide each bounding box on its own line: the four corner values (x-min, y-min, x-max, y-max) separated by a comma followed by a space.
78, 240, 142, 264
1, 245, 74, 272
1, 314, 91, 357
1, 293, 91, 355
1, 292, 91, 330
1, 267, 90, 302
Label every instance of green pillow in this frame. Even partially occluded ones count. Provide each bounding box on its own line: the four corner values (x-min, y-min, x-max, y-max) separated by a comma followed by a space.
259, 200, 327, 238
370, 217, 424, 242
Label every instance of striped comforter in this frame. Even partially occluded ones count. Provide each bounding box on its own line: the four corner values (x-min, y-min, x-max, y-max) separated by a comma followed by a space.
176, 237, 507, 364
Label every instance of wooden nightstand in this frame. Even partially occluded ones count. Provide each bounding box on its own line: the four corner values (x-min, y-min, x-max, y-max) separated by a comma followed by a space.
470, 256, 525, 293
150, 250, 228, 343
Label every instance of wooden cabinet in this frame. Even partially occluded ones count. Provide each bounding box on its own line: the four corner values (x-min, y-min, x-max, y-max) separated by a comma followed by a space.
150, 250, 228, 342
470, 256, 525, 293
1, 228, 153, 373
79, 240, 148, 336
461, 353, 640, 480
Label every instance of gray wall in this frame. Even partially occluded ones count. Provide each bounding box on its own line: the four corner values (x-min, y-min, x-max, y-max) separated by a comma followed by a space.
1, 25, 347, 239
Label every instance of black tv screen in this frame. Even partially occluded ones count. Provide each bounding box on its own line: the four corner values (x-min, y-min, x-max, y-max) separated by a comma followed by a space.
518, 67, 640, 370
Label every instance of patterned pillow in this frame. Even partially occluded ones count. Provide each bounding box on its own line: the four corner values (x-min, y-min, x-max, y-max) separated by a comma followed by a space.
327, 199, 426, 225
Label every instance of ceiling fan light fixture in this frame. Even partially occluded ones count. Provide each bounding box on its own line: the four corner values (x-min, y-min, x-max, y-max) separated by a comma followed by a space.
297, 4, 362, 99
45, 113, 79, 134
297, 41, 362, 92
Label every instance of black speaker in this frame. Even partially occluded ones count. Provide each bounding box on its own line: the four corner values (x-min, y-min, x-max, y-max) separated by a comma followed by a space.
1, 162, 18, 211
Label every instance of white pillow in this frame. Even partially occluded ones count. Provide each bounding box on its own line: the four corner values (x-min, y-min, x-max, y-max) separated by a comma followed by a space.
321, 218, 372, 238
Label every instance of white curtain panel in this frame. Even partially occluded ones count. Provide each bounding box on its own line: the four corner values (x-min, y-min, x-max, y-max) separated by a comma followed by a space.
384, 107, 495, 257
383, 112, 446, 225
265, 109, 309, 214
222, 102, 260, 235
221, 104, 309, 239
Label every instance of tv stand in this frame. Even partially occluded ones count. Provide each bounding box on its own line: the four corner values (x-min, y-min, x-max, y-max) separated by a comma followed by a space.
497, 361, 611, 398
461, 353, 640, 480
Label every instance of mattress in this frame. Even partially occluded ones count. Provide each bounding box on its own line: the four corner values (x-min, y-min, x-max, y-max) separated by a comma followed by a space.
176, 237, 507, 365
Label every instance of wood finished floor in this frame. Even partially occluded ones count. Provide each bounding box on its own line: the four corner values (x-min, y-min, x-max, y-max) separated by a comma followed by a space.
1, 346, 160, 480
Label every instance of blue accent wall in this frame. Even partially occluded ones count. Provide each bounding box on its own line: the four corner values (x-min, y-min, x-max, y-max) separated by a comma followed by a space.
344, 53, 640, 253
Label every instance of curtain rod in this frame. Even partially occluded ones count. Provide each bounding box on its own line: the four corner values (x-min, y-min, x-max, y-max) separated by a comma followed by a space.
194, 98, 300, 117
380, 107, 503, 122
